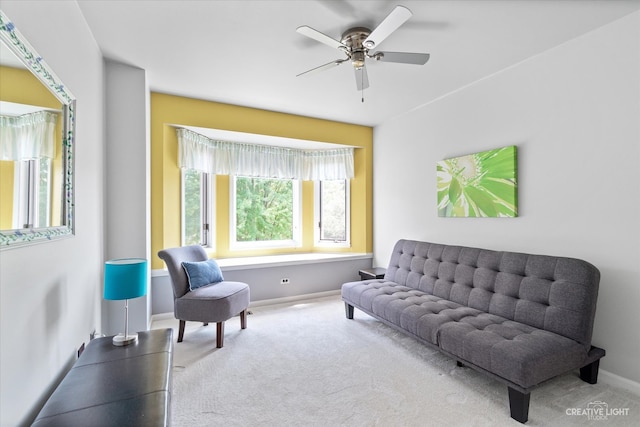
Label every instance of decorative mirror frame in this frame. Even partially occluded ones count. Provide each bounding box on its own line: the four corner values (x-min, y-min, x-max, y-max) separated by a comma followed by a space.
0, 11, 76, 249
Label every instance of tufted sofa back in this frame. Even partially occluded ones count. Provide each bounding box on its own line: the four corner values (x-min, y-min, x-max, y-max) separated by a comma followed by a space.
385, 240, 600, 346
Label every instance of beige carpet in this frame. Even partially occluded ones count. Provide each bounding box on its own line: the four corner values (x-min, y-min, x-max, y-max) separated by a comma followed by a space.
152, 295, 639, 426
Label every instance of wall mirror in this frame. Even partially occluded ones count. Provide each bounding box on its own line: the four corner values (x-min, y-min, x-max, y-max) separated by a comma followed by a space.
0, 11, 75, 249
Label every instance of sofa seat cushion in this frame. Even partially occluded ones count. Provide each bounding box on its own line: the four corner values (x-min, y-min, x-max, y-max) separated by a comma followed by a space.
343, 279, 589, 389
342, 280, 483, 344
437, 315, 588, 388
175, 281, 249, 322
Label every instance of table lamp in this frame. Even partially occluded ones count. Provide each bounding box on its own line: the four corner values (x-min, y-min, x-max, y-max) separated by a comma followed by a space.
104, 258, 147, 346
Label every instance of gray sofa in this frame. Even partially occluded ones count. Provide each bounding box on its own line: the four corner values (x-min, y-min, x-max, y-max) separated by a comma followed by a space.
342, 239, 605, 424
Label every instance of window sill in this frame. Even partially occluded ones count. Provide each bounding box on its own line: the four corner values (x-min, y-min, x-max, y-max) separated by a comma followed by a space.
152, 252, 372, 276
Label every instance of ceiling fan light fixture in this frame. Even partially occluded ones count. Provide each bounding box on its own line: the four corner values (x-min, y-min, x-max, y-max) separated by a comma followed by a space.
352, 51, 365, 69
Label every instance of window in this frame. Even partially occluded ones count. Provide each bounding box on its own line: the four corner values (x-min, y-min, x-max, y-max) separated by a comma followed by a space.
181, 173, 350, 252
315, 179, 350, 247
175, 128, 357, 253
12, 158, 51, 229
181, 169, 213, 247
231, 176, 301, 249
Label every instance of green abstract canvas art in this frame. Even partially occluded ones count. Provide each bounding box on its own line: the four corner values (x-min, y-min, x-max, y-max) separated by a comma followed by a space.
437, 146, 517, 217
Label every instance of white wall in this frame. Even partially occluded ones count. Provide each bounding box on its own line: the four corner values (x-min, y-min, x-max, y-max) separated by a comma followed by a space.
373, 11, 640, 385
0, 2, 105, 426
103, 61, 151, 335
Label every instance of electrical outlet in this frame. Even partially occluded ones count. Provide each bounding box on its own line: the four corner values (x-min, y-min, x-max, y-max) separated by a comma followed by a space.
280, 278, 290, 285
77, 342, 85, 358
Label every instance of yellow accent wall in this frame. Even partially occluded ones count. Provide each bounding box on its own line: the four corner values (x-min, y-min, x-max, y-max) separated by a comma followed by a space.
0, 161, 13, 229
0, 65, 62, 229
151, 93, 373, 269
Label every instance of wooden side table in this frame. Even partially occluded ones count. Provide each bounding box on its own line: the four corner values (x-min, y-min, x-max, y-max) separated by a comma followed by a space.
359, 267, 386, 281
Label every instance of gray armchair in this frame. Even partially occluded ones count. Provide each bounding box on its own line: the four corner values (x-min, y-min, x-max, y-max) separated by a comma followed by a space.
158, 245, 250, 348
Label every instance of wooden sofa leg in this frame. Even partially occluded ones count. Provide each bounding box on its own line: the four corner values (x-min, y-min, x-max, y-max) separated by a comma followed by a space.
240, 309, 247, 329
508, 387, 530, 424
216, 322, 224, 348
345, 303, 354, 319
178, 320, 185, 343
580, 359, 600, 384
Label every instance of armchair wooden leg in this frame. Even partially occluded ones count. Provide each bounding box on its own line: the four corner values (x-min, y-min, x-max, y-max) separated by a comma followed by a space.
216, 322, 224, 348
178, 320, 185, 343
240, 309, 247, 329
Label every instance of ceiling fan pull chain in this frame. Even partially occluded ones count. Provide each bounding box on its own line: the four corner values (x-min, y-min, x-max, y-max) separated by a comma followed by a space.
360, 68, 364, 104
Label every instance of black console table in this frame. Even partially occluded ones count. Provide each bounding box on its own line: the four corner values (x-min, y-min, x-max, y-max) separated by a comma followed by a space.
32, 329, 173, 426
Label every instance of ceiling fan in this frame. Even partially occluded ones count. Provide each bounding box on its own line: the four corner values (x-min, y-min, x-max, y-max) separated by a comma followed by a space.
296, 5, 430, 93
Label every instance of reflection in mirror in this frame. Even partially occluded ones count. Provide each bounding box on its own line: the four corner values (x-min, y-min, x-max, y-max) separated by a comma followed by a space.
0, 11, 75, 248
1, 91, 62, 230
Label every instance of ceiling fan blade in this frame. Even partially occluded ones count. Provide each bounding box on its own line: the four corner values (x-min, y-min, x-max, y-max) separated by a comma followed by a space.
296, 26, 346, 50
354, 66, 369, 91
297, 59, 347, 77
363, 5, 412, 49
376, 51, 430, 65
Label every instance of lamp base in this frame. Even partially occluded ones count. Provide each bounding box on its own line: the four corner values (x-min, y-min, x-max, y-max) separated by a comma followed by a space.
112, 332, 138, 346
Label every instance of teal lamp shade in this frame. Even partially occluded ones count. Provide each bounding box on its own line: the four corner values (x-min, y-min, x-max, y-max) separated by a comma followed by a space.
104, 258, 147, 300
104, 258, 147, 346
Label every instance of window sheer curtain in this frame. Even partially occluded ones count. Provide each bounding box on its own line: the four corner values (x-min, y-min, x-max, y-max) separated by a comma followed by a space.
177, 128, 354, 181
0, 111, 58, 161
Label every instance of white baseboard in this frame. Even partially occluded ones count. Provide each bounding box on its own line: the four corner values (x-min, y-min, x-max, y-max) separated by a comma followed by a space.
599, 369, 640, 397
150, 312, 176, 324
150, 290, 341, 326
249, 290, 341, 308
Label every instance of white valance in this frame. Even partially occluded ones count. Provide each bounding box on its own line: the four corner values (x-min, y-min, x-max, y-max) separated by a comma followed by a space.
177, 128, 354, 181
0, 110, 58, 161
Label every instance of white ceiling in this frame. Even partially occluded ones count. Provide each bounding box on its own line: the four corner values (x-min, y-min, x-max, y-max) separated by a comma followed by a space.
77, 0, 640, 127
